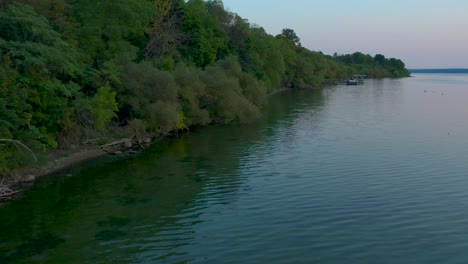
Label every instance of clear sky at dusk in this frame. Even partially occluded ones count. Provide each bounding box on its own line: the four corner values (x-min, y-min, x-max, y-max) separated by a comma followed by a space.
221, 0, 468, 68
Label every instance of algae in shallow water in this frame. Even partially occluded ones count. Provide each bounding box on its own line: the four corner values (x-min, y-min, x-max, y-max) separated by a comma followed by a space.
96, 216, 130, 228
1, 232, 65, 263
116, 196, 150, 206
94, 230, 128, 241
95, 216, 131, 241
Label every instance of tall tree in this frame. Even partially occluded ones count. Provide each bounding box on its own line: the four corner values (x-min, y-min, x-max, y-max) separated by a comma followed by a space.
278, 28, 301, 48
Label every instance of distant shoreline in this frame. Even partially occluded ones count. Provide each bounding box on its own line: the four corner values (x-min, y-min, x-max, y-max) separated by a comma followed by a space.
410, 68, 468, 74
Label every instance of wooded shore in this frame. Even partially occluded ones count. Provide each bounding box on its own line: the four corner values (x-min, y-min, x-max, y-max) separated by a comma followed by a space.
0, 0, 410, 201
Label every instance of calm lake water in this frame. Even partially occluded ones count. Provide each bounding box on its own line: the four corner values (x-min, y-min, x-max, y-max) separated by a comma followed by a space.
2, 74, 468, 263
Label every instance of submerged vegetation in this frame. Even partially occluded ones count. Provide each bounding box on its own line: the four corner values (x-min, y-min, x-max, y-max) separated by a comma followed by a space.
0, 0, 409, 174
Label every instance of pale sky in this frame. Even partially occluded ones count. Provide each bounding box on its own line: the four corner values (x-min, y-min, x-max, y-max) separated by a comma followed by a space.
221, 0, 468, 68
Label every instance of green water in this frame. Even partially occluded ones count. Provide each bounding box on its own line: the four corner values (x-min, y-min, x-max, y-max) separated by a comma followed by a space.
2, 74, 468, 263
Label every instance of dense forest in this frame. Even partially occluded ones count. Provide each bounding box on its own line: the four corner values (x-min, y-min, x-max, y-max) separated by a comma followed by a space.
0, 0, 409, 174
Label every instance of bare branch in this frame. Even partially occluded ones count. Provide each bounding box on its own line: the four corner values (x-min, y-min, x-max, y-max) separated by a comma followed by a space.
98, 135, 134, 148
0, 187, 23, 200
145, 0, 185, 59
0, 139, 38, 162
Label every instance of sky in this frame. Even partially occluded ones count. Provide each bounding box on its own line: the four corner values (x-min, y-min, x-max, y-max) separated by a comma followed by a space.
221, 0, 468, 68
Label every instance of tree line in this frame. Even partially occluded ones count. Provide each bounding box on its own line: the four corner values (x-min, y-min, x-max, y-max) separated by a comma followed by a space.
0, 0, 410, 173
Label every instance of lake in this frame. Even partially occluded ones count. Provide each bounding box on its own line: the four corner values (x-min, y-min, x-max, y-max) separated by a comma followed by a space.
2, 73, 468, 263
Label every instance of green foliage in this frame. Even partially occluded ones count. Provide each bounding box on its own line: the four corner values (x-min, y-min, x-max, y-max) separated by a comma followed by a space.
146, 101, 180, 133
292, 49, 328, 88
240, 73, 267, 106
334, 52, 410, 78
0, 0, 410, 174
278, 28, 301, 47
244, 28, 286, 91
0, 137, 38, 174
0, 4, 83, 78
72, 0, 154, 63
276, 38, 298, 87
78, 86, 118, 133
120, 62, 180, 132
13, 0, 77, 40
174, 64, 211, 126
200, 57, 261, 123
175, 112, 187, 130
0, 3, 85, 169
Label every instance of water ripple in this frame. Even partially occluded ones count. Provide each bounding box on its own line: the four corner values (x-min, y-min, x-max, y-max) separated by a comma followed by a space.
4, 77, 468, 263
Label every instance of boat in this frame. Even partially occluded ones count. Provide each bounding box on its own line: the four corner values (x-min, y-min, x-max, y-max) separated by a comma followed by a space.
347, 74, 366, 85
347, 78, 359, 85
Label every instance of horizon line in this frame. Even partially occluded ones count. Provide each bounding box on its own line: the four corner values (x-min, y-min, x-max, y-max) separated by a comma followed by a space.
409, 68, 468, 70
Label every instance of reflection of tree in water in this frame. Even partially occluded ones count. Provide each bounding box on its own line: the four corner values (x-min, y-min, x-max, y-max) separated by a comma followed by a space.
0, 90, 325, 263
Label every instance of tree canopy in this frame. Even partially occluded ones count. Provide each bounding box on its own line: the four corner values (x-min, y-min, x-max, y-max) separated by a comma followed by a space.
0, 0, 410, 174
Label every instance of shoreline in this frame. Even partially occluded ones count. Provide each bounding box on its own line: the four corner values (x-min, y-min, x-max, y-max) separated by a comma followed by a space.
0, 86, 313, 202
0, 133, 162, 203
1, 148, 104, 203
0, 79, 404, 202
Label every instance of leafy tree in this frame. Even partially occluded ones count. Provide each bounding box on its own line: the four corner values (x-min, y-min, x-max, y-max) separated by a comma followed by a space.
226, 14, 252, 70
335, 52, 409, 78
374, 54, 386, 65
200, 57, 261, 123
72, 0, 154, 64
246, 28, 285, 91
179, 0, 229, 67
174, 64, 210, 126
120, 62, 180, 132
275, 37, 297, 87
0, 3, 84, 147
14, 0, 76, 39
278, 28, 301, 47
78, 85, 118, 133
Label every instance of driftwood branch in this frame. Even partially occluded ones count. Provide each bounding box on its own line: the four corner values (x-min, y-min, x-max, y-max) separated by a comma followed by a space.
0, 176, 22, 200
98, 135, 133, 148
136, 137, 145, 150
0, 187, 23, 200
0, 139, 38, 162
